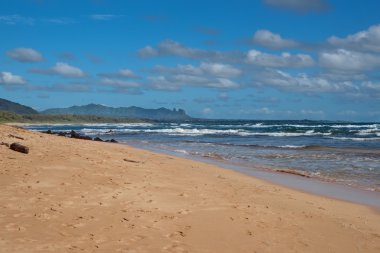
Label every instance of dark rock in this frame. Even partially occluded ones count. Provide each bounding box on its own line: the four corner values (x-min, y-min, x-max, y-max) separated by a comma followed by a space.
110, 139, 118, 143
81, 136, 92, 141
58, 132, 66, 136
70, 130, 81, 139
10, 143, 29, 154
94, 137, 103, 142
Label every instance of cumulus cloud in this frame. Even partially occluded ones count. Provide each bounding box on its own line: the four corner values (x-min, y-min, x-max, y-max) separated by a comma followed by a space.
264, 0, 330, 13
138, 40, 241, 62
0, 71, 26, 85
147, 75, 239, 91
200, 63, 241, 77
154, 63, 241, 78
30, 62, 86, 78
252, 30, 298, 49
247, 49, 314, 68
101, 78, 140, 88
328, 24, 380, 53
319, 49, 380, 71
6, 48, 43, 62
252, 69, 356, 93
148, 62, 241, 91
99, 68, 137, 78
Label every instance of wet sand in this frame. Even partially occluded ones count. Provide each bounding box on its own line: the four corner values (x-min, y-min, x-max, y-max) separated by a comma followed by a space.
1, 124, 380, 252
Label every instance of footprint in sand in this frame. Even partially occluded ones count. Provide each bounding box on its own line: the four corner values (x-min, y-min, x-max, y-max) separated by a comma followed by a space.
5, 223, 26, 232
177, 209, 191, 215
162, 242, 188, 253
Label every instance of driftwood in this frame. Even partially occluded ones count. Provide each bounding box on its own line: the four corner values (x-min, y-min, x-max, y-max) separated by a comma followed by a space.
8, 134, 25, 140
275, 169, 310, 178
10, 143, 29, 154
123, 158, 139, 163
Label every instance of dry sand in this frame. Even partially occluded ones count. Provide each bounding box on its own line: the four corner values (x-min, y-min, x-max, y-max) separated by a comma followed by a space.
0, 124, 379, 252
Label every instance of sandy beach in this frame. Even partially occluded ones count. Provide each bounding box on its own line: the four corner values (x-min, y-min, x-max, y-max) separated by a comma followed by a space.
0, 124, 379, 252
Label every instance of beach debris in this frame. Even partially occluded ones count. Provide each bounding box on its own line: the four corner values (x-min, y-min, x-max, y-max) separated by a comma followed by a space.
275, 169, 310, 178
8, 134, 24, 140
10, 142, 29, 154
123, 158, 139, 163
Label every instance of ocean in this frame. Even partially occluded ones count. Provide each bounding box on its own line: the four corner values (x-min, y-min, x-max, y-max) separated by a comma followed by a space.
25, 120, 380, 194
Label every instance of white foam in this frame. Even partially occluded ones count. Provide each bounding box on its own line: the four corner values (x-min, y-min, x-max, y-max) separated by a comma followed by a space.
329, 137, 380, 141
278, 145, 307, 149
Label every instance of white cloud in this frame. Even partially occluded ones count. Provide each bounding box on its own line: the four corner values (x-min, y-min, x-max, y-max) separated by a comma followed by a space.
148, 62, 241, 90
138, 40, 240, 62
147, 76, 181, 91
139, 46, 158, 57
0, 72, 26, 85
101, 78, 140, 88
155, 62, 241, 78
328, 24, 380, 53
31, 62, 86, 78
264, 0, 330, 12
7, 48, 43, 62
52, 62, 86, 77
252, 29, 298, 49
99, 68, 137, 78
252, 69, 356, 93
200, 63, 241, 77
319, 49, 380, 71
118, 69, 135, 77
247, 49, 314, 68
147, 74, 239, 91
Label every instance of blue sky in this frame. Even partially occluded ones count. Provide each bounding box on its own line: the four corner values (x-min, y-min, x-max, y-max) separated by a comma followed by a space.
0, 0, 379, 121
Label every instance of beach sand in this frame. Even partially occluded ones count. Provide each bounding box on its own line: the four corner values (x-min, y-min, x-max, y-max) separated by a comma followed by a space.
0, 124, 379, 252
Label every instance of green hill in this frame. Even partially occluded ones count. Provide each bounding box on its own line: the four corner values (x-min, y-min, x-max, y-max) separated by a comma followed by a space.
0, 98, 38, 115
0, 110, 146, 124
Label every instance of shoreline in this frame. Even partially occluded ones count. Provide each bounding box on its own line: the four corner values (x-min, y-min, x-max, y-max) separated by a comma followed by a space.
123, 141, 380, 210
1, 124, 380, 252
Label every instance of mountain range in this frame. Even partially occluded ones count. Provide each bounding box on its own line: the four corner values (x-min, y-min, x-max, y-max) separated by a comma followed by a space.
42, 104, 191, 121
0, 98, 191, 121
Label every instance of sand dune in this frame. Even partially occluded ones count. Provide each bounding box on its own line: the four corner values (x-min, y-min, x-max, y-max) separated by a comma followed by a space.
0, 124, 379, 252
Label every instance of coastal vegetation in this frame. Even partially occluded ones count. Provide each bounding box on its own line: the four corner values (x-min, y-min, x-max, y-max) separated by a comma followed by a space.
0, 110, 146, 124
